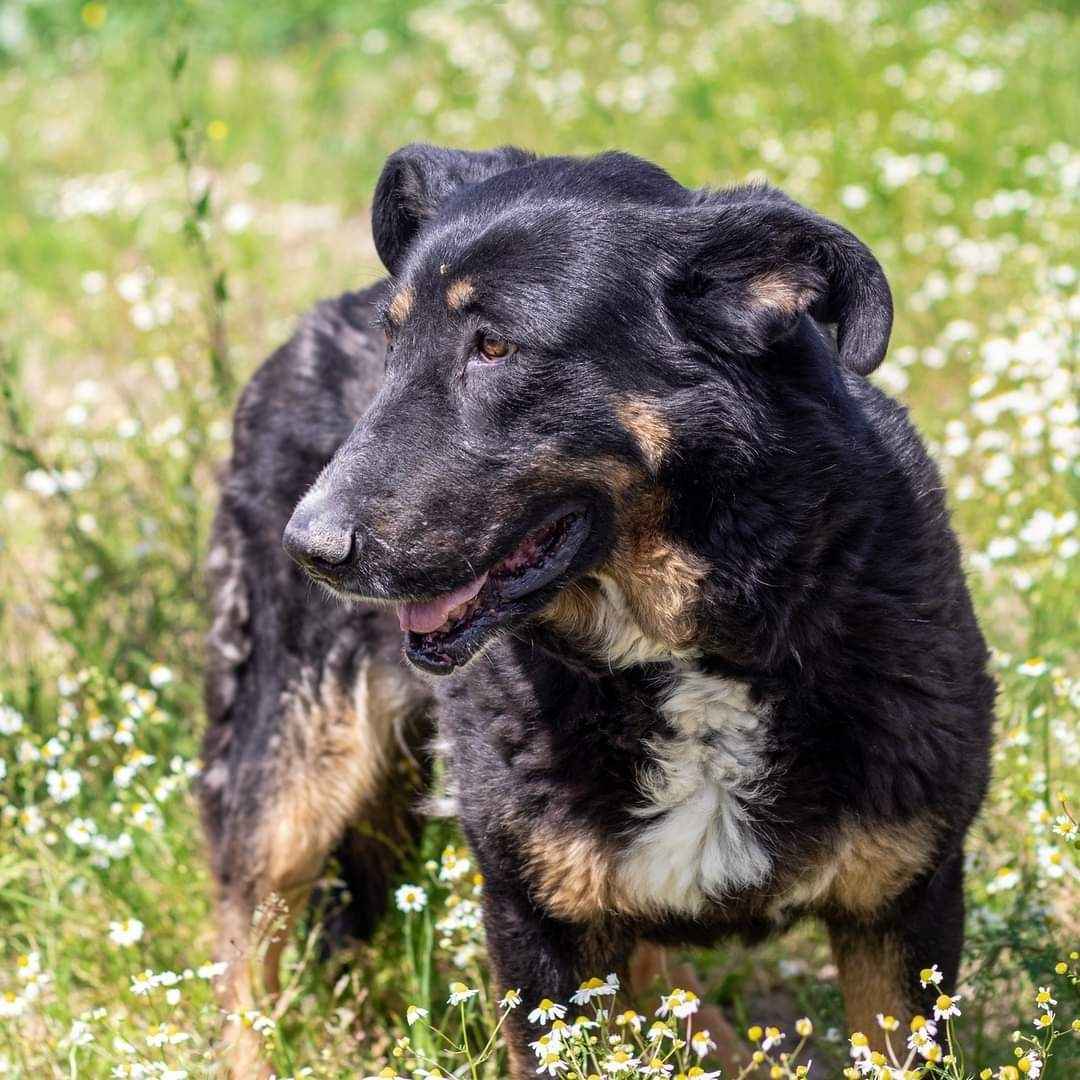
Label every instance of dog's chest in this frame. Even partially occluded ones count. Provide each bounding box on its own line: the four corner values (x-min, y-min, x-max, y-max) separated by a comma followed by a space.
611, 669, 773, 916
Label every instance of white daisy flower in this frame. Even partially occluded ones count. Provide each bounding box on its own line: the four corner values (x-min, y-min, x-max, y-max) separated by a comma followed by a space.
849, 1032, 872, 1061
1021, 1051, 1044, 1077
130, 970, 157, 995
405, 1005, 428, 1026
46, 767, 82, 803
528, 998, 567, 1025
21, 968, 51, 1000
1052, 815, 1078, 841
691, 1029, 717, 1058
66, 817, 97, 846
0, 704, 24, 735
531, 1033, 562, 1059
0, 991, 27, 1017
933, 992, 962, 1020
601, 1047, 640, 1073
571, 973, 619, 1004
614, 1009, 645, 1032
987, 866, 1020, 893
15, 952, 41, 980
394, 883, 427, 913
447, 981, 478, 1006
41, 736, 66, 764
1017, 657, 1048, 676
761, 1025, 784, 1051
656, 988, 699, 1019
109, 918, 145, 946
1037, 844, 1066, 879
642, 1057, 673, 1077
149, 665, 173, 687
535, 1052, 567, 1077
438, 845, 471, 882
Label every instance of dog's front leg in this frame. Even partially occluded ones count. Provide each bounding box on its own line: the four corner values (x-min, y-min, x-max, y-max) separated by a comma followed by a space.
827, 847, 966, 1056
480, 882, 633, 1079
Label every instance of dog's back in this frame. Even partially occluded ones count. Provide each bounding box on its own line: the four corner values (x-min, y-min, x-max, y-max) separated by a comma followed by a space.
198, 284, 433, 1076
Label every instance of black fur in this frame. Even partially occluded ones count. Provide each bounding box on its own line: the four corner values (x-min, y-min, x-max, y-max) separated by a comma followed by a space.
204, 145, 993, 1074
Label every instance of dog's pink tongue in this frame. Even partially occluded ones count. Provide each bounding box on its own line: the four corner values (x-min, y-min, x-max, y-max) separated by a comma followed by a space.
397, 573, 488, 634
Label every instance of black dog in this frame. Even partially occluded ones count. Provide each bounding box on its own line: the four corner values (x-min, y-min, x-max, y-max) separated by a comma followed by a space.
201, 145, 994, 1077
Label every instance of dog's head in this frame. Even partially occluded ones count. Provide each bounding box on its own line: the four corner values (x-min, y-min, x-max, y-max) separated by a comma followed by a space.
284, 145, 892, 674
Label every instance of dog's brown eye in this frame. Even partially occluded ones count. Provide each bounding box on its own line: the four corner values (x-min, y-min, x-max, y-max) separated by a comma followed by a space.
478, 335, 516, 362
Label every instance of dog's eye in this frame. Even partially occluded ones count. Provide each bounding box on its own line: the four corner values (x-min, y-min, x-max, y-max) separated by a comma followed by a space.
477, 335, 517, 362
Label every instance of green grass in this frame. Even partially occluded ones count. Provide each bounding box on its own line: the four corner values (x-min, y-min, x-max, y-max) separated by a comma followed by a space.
0, 0, 1078, 1076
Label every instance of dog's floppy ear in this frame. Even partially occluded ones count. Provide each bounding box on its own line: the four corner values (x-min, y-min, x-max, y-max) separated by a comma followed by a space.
372, 143, 535, 275
673, 188, 893, 375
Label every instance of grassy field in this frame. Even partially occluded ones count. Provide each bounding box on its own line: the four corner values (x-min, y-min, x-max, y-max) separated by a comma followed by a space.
1, 0, 1078, 1076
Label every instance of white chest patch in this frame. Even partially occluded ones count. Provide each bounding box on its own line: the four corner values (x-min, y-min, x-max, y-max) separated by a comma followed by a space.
614, 669, 773, 916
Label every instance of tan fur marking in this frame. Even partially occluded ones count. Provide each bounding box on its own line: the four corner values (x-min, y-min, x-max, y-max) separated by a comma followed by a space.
771, 817, 938, 918
608, 523, 707, 651
827, 818, 937, 914
262, 659, 411, 891
525, 829, 618, 920
540, 579, 603, 641
388, 284, 415, 324
616, 397, 672, 473
536, 453, 706, 661
445, 276, 475, 311
830, 927, 912, 1049
748, 271, 810, 316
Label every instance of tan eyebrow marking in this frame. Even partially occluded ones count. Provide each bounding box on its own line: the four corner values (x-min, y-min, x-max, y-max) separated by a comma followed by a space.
387, 285, 415, 325
445, 276, 476, 311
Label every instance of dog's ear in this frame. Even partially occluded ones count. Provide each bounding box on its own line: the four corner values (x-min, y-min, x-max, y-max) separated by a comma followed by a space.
672, 189, 893, 374
372, 143, 535, 275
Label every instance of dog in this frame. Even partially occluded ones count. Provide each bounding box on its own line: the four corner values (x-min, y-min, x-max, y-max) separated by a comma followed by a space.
200, 144, 994, 1078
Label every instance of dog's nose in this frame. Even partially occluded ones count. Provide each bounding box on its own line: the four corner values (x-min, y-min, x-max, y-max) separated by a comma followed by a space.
283, 502, 356, 570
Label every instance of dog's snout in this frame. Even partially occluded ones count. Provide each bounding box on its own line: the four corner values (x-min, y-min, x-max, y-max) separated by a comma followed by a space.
283, 502, 356, 572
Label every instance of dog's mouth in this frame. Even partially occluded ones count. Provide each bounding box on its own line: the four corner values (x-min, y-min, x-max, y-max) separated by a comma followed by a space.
399, 507, 590, 675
